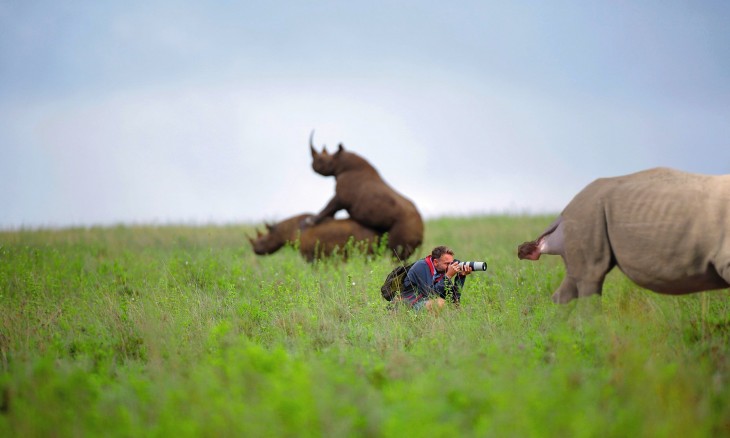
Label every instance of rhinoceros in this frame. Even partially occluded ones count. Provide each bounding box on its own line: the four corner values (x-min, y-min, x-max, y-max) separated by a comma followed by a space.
308, 132, 424, 260
518, 167, 730, 303
250, 213, 382, 262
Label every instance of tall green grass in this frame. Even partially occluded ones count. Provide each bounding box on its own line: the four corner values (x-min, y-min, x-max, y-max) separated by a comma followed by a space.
1, 216, 728, 436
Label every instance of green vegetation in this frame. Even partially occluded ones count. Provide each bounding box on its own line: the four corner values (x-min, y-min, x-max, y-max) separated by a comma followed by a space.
1, 216, 728, 437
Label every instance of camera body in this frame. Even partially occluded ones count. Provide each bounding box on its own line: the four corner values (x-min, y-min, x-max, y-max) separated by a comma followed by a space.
453, 260, 487, 271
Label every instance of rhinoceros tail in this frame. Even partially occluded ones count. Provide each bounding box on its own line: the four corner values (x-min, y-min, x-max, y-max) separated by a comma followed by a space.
537, 216, 562, 240
518, 241, 541, 260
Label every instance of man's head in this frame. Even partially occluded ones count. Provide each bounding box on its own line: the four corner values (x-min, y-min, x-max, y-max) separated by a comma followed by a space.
431, 245, 455, 273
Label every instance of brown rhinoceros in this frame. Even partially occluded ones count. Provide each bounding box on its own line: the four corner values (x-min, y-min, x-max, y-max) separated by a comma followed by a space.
518, 167, 730, 303
308, 132, 424, 260
250, 213, 382, 262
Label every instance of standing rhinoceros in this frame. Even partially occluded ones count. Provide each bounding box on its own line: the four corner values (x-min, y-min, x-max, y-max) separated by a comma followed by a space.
518, 167, 730, 303
307, 132, 424, 260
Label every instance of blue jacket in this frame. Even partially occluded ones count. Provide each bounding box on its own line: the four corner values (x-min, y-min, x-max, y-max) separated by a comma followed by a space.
401, 255, 465, 306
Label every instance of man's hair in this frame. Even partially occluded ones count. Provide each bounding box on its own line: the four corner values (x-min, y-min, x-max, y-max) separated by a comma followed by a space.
431, 245, 454, 260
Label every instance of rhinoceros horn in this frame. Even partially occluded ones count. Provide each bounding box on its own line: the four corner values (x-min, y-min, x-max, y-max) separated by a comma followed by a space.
310, 130, 317, 156
310, 130, 327, 155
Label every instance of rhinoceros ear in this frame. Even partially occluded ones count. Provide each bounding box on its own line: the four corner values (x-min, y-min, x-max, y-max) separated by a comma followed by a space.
336, 143, 344, 155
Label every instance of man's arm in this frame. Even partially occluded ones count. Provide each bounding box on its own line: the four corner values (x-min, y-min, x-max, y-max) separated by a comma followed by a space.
403, 262, 433, 297
434, 275, 465, 303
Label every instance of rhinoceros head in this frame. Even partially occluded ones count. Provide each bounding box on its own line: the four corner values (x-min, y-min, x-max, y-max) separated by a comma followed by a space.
249, 214, 312, 255
310, 131, 344, 176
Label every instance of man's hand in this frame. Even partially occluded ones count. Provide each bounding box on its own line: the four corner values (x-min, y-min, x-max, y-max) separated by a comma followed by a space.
459, 264, 473, 277
447, 262, 473, 279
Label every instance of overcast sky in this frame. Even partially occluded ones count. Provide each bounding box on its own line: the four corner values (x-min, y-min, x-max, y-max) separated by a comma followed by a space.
1, 1, 728, 229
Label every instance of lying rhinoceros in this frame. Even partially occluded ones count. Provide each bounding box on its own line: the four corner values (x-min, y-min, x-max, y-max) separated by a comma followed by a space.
518, 167, 730, 303
250, 213, 382, 262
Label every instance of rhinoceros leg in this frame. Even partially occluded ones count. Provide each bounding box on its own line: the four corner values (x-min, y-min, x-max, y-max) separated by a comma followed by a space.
552, 275, 578, 303
557, 214, 615, 303
311, 196, 342, 225
716, 257, 730, 287
552, 271, 610, 303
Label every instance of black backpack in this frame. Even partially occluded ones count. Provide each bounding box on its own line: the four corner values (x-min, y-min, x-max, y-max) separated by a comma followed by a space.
380, 262, 415, 301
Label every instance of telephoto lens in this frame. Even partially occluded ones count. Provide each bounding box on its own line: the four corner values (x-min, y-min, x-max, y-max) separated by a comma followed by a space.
455, 261, 487, 271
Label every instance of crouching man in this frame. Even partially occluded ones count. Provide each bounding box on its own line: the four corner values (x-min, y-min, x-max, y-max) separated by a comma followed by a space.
401, 245, 472, 312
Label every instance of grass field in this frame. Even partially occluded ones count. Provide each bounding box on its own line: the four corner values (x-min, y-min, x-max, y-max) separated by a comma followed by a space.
1, 215, 728, 437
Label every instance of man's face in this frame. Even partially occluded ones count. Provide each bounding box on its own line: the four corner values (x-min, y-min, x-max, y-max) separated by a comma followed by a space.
433, 253, 454, 273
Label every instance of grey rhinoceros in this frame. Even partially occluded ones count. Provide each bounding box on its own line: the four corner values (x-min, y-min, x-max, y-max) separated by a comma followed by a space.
518, 167, 730, 303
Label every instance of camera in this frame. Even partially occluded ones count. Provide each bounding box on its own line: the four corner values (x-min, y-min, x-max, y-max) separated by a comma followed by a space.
453, 260, 487, 271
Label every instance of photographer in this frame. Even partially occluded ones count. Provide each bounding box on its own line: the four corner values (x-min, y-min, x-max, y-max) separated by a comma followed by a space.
401, 245, 472, 312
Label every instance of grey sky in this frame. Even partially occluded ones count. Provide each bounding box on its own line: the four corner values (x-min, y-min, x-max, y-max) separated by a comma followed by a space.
1, 1, 728, 229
